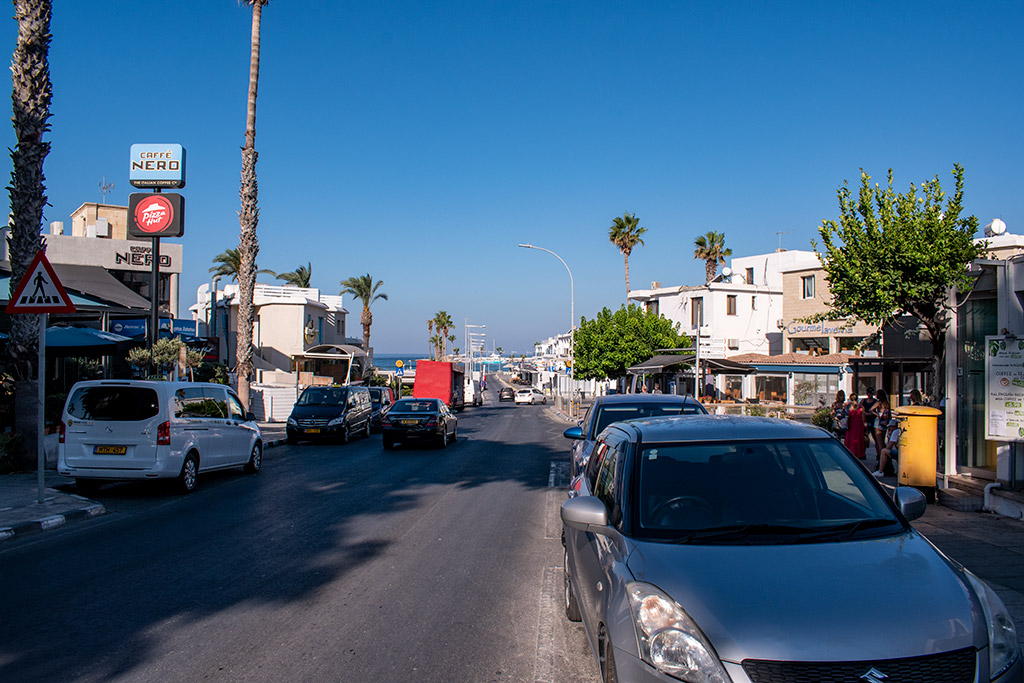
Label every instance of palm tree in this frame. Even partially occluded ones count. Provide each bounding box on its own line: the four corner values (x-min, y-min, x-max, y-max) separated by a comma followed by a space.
274, 262, 312, 288
693, 231, 732, 284
7, 0, 52, 465
235, 0, 270, 410
209, 248, 273, 281
608, 211, 647, 297
339, 274, 388, 367
431, 310, 454, 359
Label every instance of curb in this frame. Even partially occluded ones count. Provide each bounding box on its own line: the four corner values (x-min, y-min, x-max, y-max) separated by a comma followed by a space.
0, 500, 106, 541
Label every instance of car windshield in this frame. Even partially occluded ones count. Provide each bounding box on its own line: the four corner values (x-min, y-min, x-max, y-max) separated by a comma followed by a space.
593, 402, 703, 436
633, 438, 902, 544
296, 387, 347, 406
391, 399, 437, 412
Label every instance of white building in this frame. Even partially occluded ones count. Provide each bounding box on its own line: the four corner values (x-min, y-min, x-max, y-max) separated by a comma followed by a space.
628, 250, 820, 356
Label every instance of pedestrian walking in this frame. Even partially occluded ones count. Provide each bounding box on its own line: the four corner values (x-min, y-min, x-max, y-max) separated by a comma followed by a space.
860, 388, 878, 438
844, 394, 867, 460
871, 389, 892, 458
831, 390, 848, 440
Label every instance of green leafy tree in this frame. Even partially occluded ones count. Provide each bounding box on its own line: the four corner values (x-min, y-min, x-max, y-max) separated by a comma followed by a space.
573, 304, 689, 381
275, 262, 312, 288
693, 231, 732, 284
235, 0, 271, 410
7, 0, 52, 465
339, 273, 388, 367
815, 164, 983, 402
127, 337, 204, 379
608, 211, 647, 297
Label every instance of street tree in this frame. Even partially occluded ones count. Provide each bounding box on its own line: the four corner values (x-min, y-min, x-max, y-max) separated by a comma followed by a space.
693, 231, 732, 284
7, 0, 52, 465
339, 273, 387, 367
573, 304, 689, 381
209, 248, 272, 281
431, 311, 454, 359
276, 262, 312, 288
608, 211, 646, 297
127, 337, 203, 379
235, 0, 270, 410
815, 164, 983, 402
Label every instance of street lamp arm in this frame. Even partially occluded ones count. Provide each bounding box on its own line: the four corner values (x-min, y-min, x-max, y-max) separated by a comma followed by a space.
517, 243, 574, 330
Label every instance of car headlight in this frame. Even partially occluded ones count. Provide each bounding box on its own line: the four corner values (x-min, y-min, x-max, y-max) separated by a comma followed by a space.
965, 570, 1020, 679
287, 416, 297, 426
626, 582, 731, 683
328, 416, 345, 426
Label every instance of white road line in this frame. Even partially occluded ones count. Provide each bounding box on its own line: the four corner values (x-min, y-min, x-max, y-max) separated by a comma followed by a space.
534, 566, 559, 683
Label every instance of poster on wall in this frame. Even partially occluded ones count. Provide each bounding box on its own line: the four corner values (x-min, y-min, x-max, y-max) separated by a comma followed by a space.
985, 335, 1024, 441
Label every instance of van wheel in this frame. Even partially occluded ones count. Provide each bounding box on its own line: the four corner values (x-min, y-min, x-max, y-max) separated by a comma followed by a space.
362, 419, 371, 438
178, 453, 198, 493
340, 423, 351, 444
244, 443, 262, 473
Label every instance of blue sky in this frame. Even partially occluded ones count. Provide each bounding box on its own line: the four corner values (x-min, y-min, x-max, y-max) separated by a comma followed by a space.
6, 1, 1023, 355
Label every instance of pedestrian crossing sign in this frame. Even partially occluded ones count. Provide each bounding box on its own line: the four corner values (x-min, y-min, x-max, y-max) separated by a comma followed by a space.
5, 250, 76, 314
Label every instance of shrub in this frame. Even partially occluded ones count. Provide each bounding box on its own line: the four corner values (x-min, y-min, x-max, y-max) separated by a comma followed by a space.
811, 406, 833, 430
0, 432, 25, 474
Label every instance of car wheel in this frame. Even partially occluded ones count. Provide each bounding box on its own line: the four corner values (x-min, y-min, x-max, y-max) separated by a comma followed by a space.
602, 634, 619, 683
439, 428, 448, 449
340, 422, 351, 444
363, 419, 372, 438
178, 453, 199, 493
450, 425, 457, 442
244, 443, 262, 473
564, 548, 581, 622
542, 397, 547, 404
76, 478, 102, 494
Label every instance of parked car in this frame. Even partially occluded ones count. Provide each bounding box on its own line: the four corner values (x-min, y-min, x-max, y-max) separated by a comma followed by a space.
286, 385, 372, 444
499, 387, 516, 402
562, 415, 1022, 683
380, 397, 457, 449
563, 393, 706, 477
368, 386, 396, 432
58, 380, 262, 493
515, 388, 546, 405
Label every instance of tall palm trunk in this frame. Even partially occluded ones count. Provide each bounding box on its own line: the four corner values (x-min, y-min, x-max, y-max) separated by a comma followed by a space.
705, 259, 717, 284
236, 0, 266, 410
8, 0, 52, 466
361, 308, 373, 368
623, 253, 630, 296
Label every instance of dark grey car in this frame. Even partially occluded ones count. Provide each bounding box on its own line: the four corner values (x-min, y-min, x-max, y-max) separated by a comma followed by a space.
562, 415, 1022, 683
563, 393, 706, 478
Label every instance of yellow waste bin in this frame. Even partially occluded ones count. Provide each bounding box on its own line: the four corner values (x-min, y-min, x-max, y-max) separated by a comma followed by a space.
894, 405, 942, 501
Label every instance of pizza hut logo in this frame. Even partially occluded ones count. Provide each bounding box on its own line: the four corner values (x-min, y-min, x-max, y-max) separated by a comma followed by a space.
133, 195, 174, 233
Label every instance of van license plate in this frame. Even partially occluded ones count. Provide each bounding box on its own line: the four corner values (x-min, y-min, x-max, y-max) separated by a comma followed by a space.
305, 428, 321, 434
94, 445, 127, 455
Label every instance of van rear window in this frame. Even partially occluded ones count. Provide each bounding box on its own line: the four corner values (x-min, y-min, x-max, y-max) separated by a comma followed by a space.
66, 386, 160, 421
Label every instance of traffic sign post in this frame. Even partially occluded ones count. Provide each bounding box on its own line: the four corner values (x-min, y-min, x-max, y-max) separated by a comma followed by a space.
6, 250, 76, 504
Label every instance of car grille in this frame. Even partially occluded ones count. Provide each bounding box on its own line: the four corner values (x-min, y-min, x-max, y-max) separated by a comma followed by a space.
296, 418, 329, 427
741, 647, 976, 683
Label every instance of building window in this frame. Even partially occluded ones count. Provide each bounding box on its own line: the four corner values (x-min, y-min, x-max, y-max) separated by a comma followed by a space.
745, 267, 754, 285
792, 373, 839, 407
727, 295, 737, 316
755, 375, 787, 403
691, 297, 704, 328
752, 295, 758, 310
802, 275, 815, 299
723, 375, 743, 400
646, 299, 659, 316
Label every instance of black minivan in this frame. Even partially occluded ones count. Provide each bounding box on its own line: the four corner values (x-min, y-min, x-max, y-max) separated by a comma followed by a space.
286, 385, 372, 444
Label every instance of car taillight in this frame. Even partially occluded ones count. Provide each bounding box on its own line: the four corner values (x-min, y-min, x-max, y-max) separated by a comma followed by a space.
425, 420, 438, 427
157, 421, 171, 446
58, 420, 66, 444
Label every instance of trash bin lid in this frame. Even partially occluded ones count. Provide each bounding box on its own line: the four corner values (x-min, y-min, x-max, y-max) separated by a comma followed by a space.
893, 405, 942, 417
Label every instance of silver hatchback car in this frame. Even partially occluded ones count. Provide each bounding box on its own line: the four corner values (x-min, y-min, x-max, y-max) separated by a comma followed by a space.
562, 415, 1022, 683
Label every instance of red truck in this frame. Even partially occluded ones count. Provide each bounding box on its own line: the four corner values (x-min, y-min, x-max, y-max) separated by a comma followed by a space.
412, 360, 465, 410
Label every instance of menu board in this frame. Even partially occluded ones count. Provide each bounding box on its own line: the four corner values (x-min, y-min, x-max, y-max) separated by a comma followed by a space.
985, 335, 1024, 441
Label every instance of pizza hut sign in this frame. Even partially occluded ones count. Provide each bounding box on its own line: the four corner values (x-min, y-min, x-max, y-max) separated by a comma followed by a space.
128, 192, 185, 238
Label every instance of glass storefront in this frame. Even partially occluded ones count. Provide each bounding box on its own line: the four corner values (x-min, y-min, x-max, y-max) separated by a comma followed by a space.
957, 297, 997, 476
755, 375, 787, 403
792, 372, 839, 408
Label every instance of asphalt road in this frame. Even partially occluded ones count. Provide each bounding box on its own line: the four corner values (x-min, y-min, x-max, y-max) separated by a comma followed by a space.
0, 390, 599, 682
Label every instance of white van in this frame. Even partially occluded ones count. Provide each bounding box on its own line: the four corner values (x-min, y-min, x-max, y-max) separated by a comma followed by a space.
464, 379, 482, 406
57, 380, 263, 493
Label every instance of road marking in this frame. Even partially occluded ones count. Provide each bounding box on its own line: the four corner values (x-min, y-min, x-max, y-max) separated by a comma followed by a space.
533, 565, 559, 683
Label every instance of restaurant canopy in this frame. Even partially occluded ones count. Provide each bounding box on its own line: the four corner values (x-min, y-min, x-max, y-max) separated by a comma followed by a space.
627, 354, 753, 375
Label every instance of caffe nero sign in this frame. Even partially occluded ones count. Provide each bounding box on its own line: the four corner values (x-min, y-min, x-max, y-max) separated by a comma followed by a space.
130, 144, 186, 188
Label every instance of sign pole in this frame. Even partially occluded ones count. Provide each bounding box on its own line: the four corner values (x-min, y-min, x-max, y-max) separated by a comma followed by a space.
150, 234, 160, 349
36, 314, 45, 503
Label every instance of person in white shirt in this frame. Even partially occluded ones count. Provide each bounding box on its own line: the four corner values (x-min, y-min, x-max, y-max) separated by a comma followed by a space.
873, 418, 900, 477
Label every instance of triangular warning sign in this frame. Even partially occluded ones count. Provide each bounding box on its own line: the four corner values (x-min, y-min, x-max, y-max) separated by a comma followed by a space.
6, 250, 76, 314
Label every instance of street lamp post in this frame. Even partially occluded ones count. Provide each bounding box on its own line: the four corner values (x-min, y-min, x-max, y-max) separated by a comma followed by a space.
518, 243, 575, 397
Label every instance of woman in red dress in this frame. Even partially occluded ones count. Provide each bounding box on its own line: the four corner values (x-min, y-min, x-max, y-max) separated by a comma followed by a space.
844, 394, 867, 460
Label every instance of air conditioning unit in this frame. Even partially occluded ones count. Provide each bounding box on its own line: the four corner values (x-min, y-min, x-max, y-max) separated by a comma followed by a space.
96, 217, 109, 237
726, 339, 740, 350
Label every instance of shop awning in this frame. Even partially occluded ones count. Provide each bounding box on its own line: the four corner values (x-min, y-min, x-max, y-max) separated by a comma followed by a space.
293, 344, 367, 360
0, 261, 151, 311
627, 354, 753, 375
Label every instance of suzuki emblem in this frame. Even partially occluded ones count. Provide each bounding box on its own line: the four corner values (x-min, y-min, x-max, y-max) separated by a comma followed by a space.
860, 668, 889, 682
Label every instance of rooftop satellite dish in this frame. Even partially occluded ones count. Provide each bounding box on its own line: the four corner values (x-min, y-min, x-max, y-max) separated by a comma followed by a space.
985, 218, 1007, 237
722, 266, 732, 277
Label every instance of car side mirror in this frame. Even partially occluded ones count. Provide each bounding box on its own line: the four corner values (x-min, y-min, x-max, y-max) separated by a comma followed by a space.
563, 426, 583, 440
895, 486, 927, 521
561, 496, 611, 535
245, 412, 256, 423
